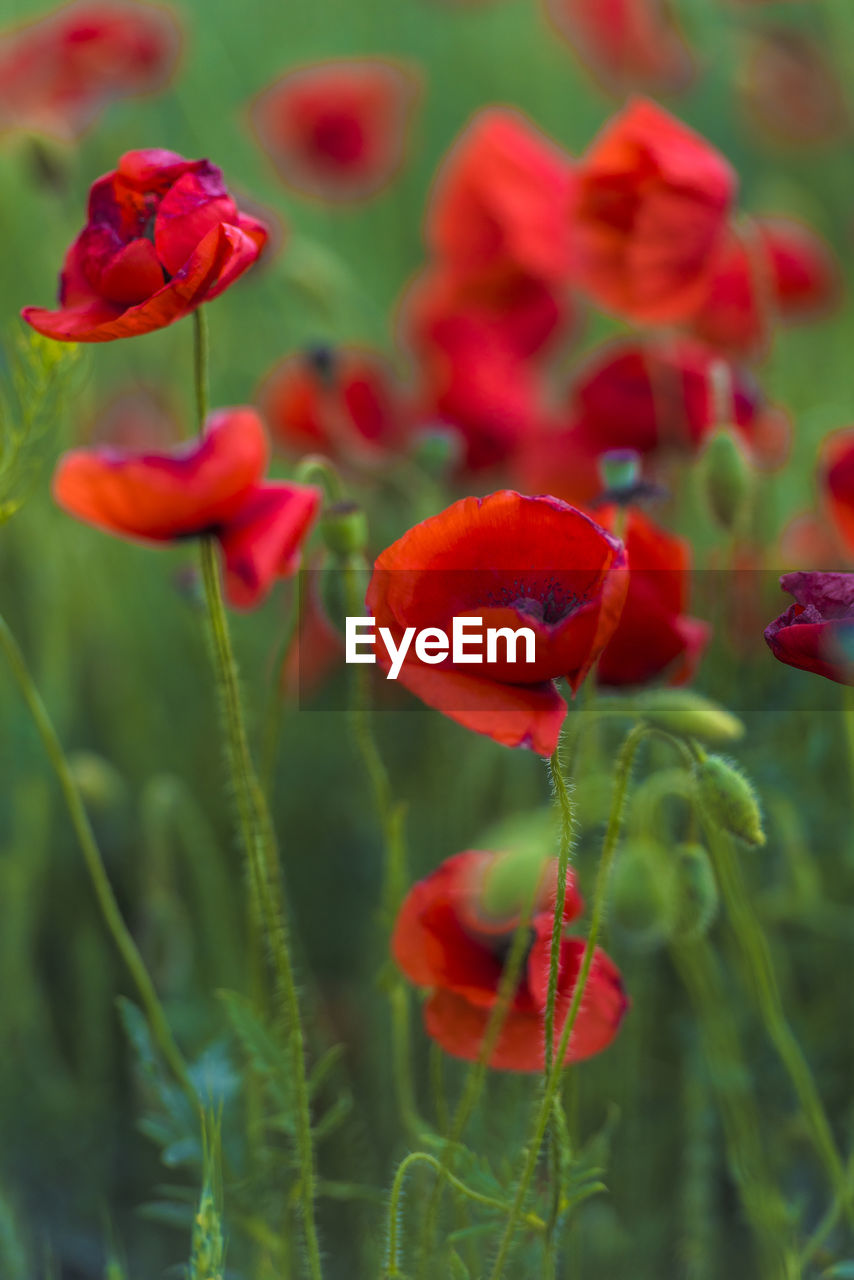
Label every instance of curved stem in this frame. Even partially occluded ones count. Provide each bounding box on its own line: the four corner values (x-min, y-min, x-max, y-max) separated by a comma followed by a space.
0, 612, 194, 1100
488, 722, 647, 1280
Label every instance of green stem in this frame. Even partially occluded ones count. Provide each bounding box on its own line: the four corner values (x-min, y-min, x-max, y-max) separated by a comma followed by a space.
192, 308, 209, 428
0, 612, 194, 1100
488, 722, 647, 1280
192, 312, 322, 1279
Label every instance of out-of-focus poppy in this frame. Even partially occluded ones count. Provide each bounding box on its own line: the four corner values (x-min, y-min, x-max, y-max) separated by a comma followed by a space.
249, 57, 419, 202
515, 338, 790, 507
820, 429, 854, 557
739, 28, 849, 148
690, 217, 839, 357
765, 572, 854, 684
53, 407, 320, 608
258, 346, 410, 466
23, 149, 268, 342
573, 98, 736, 324
0, 0, 180, 142
544, 0, 694, 97
393, 849, 628, 1071
595, 507, 708, 687
366, 490, 628, 755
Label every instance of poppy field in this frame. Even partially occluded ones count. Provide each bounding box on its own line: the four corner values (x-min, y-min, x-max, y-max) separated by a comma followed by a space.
5, 0, 854, 1277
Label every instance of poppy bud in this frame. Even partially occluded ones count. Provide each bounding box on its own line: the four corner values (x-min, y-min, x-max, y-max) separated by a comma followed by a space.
67, 751, 128, 813
598, 448, 641, 501
634, 689, 745, 745
411, 426, 463, 479
694, 754, 765, 847
476, 809, 556, 921
670, 843, 719, 943
700, 426, 752, 532
320, 500, 368, 558
610, 841, 677, 951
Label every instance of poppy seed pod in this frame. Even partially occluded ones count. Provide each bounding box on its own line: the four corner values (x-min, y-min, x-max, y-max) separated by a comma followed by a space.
701, 426, 752, 532
694, 754, 765, 848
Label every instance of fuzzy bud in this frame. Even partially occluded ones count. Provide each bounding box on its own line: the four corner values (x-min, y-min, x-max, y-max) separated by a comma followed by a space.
476, 809, 556, 922
701, 427, 752, 532
321, 500, 368, 557
634, 690, 745, 746
610, 840, 677, 951
694, 755, 766, 847
670, 844, 719, 943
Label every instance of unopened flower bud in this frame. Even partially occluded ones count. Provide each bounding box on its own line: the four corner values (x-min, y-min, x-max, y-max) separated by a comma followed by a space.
670, 843, 719, 943
321, 500, 368, 557
701, 426, 752, 532
635, 689, 745, 746
412, 427, 462, 478
694, 755, 765, 847
67, 751, 128, 812
476, 809, 556, 922
610, 840, 677, 951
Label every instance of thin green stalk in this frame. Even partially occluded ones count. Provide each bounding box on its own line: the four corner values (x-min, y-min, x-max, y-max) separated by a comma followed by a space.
0, 612, 194, 1100
260, 573, 301, 800
193, 308, 209, 428
488, 722, 647, 1280
192, 311, 322, 1279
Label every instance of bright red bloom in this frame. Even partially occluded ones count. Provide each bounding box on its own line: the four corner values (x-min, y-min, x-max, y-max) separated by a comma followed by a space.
258, 347, 410, 466
53, 407, 320, 608
573, 98, 736, 324
740, 28, 848, 149
366, 491, 627, 755
425, 108, 574, 286
545, 0, 694, 96
690, 217, 839, 357
23, 149, 268, 343
0, 0, 180, 141
393, 850, 628, 1071
249, 58, 419, 202
820, 429, 854, 557
765, 573, 854, 685
596, 507, 708, 687
516, 338, 790, 507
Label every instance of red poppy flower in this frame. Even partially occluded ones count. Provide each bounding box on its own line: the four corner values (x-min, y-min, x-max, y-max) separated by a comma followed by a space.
573, 98, 736, 324
515, 338, 790, 507
820, 429, 854, 557
690, 217, 839, 357
393, 850, 628, 1071
53, 406, 320, 608
258, 346, 410, 466
22, 149, 268, 343
740, 28, 848, 148
249, 58, 419, 202
765, 573, 854, 684
0, 0, 180, 142
366, 490, 627, 754
544, 0, 694, 97
595, 507, 708, 687
425, 108, 574, 286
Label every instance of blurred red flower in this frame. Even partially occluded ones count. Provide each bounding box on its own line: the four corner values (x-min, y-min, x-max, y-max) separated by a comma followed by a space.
516, 338, 790, 506
544, 0, 694, 97
596, 507, 709, 687
393, 849, 628, 1071
820, 429, 854, 557
258, 346, 411, 466
765, 572, 854, 684
53, 407, 320, 608
690, 217, 839, 357
366, 490, 627, 754
739, 28, 849, 148
573, 98, 736, 324
249, 57, 419, 202
0, 0, 180, 141
23, 149, 268, 342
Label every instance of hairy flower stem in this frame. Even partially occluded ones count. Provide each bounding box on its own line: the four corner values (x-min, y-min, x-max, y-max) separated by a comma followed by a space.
0, 611, 194, 1101
488, 722, 647, 1280
192, 310, 322, 1280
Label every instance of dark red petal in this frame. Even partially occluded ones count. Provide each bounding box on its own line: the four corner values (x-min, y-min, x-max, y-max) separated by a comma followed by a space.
217, 481, 320, 609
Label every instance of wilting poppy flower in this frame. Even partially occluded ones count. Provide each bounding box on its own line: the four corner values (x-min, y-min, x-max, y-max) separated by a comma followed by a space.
426, 108, 574, 286
739, 28, 848, 148
516, 338, 789, 507
765, 572, 854, 684
53, 406, 320, 608
0, 0, 180, 142
258, 346, 410, 466
249, 57, 419, 202
573, 98, 736, 324
596, 508, 708, 687
545, 0, 694, 97
22, 149, 268, 343
393, 850, 628, 1071
690, 217, 839, 357
366, 490, 627, 754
